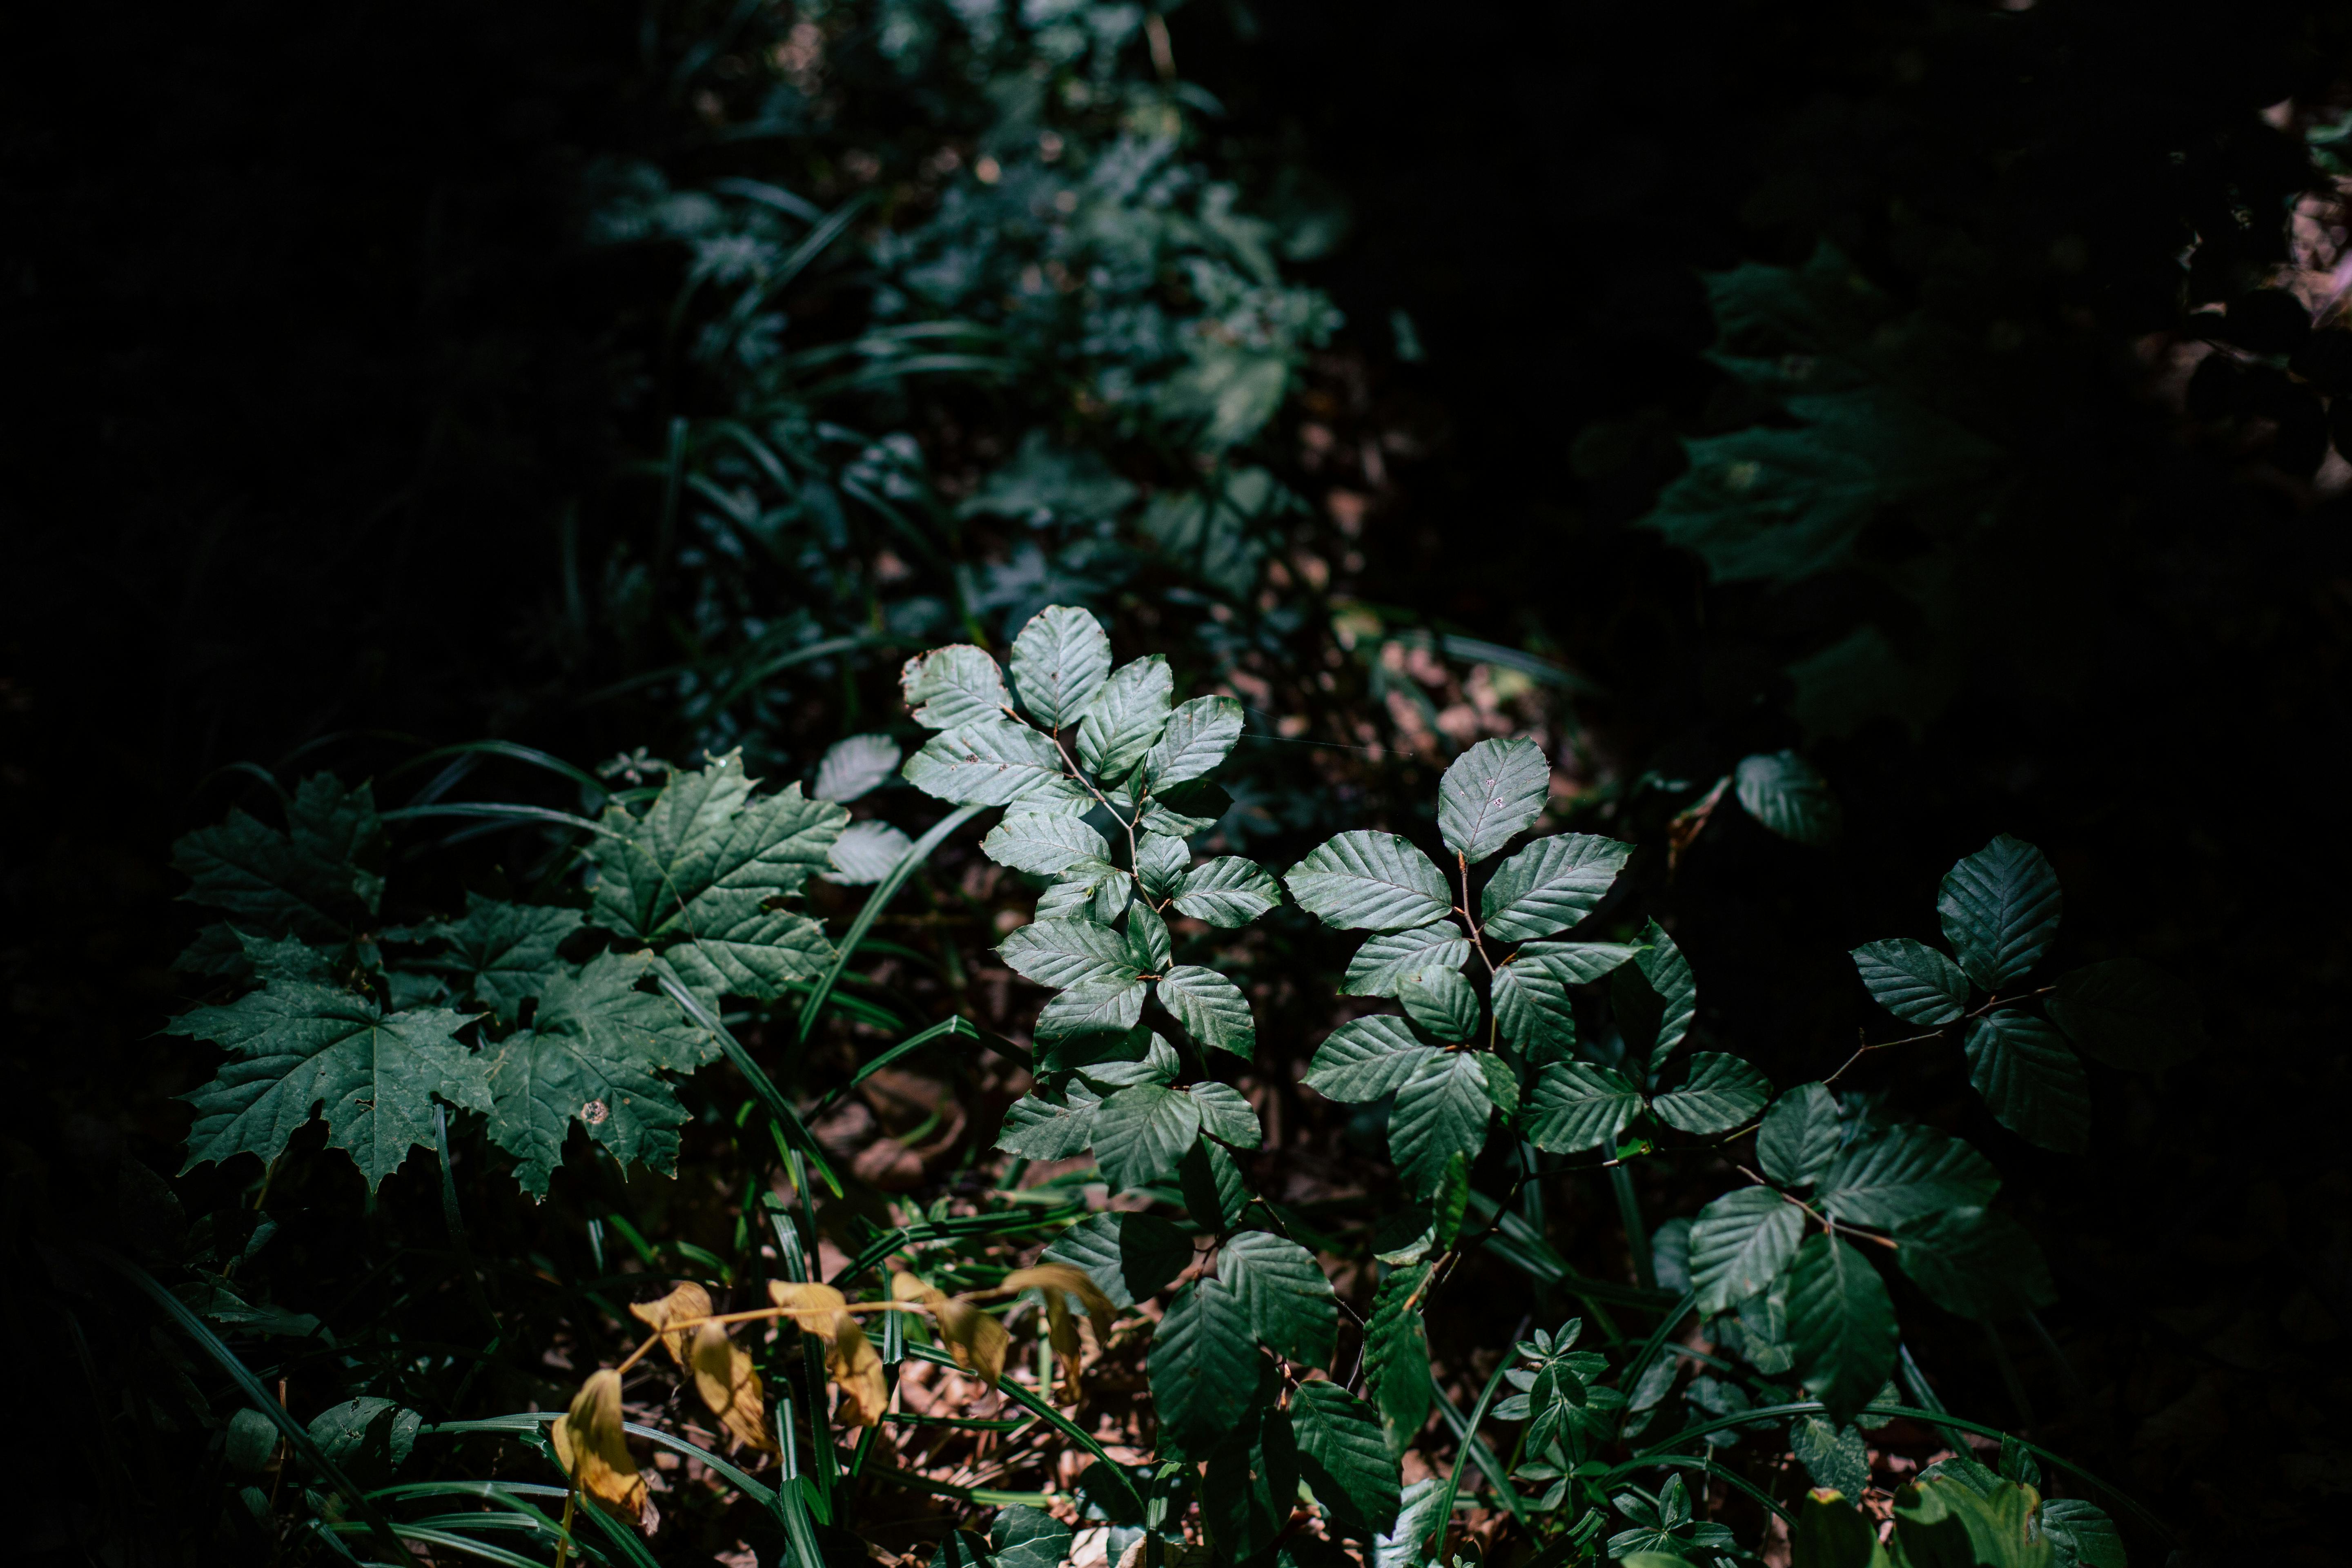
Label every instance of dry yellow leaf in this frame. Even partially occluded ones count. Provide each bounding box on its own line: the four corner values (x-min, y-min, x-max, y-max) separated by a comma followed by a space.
628, 1282, 713, 1368
689, 1319, 776, 1452
935, 1297, 1010, 1388
550, 1369, 646, 1524
1002, 1263, 1116, 1351
891, 1269, 948, 1308
825, 1310, 889, 1427
766, 1280, 848, 1336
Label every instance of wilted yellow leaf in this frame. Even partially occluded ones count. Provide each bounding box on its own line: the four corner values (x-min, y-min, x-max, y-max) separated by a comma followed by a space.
690, 1319, 776, 1452
767, 1280, 848, 1336
629, 1282, 713, 1368
935, 1297, 1010, 1388
825, 1311, 889, 1428
550, 1369, 646, 1524
1002, 1264, 1116, 1352
891, 1269, 947, 1307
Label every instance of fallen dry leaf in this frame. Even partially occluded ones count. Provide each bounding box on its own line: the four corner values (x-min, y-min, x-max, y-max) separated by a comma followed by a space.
690, 1319, 775, 1452
551, 1369, 647, 1524
629, 1281, 713, 1368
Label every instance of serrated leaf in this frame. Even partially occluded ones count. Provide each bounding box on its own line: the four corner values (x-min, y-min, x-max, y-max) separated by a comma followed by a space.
1438, 736, 1551, 864
1389, 1051, 1494, 1197
1156, 965, 1256, 1057
1150, 1278, 1259, 1446
1345, 920, 1471, 998
1893, 1206, 2056, 1323
1964, 1010, 2091, 1153
996, 1084, 1104, 1160
1091, 1083, 1201, 1189
1041, 1210, 1192, 1308
1938, 835, 2062, 989
1180, 1135, 1250, 1230
1689, 1187, 1806, 1314
1303, 1015, 1441, 1102
171, 984, 486, 1191
2048, 958, 2204, 1071
823, 820, 915, 885
1817, 1124, 1999, 1229
1008, 605, 1113, 727
1034, 979, 1148, 1042
1733, 751, 1841, 846
1189, 1081, 1263, 1148
991, 1505, 1076, 1568
997, 918, 1140, 989
813, 734, 903, 802
1792, 1415, 1871, 1497
172, 773, 385, 942
1365, 1264, 1432, 1454
1071, 1029, 1180, 1090
1135, 831, 1191, 899
1517, 940, 1646, 983
1522, 1060, 1643, 1152
983, 813, 1112, 876
1291, 1381, 1401, 1537
417, 894, 581, 1024
1654, 1052, 1772, 1134
1139, 778, 1231, 837
1479, 833, 1633, 941
1286, 831, 1453, 931
1142, 695, 1245, 789
1757, 1082, 1840, 1188
1851, 938, 1969, 1026
904, 722, 1090, 810
1171, 858, 1280, 926
2041, 1498, 2126, 1568
1035, 868, 1121, 920
900, 645, 1014, 729
1076, 655, 1174, 780
1222, 1230, 1337, 1365
1399, 967, 1480, 1043
1125, 904, 1173, 971
1786, 1233, 1899, 1425
1491, 957, 1575, 1051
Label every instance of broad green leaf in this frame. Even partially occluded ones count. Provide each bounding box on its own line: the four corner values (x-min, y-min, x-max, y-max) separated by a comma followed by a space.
1076, 655, 1174, 780
1180, 1136, 1250, 1230
1479, 833, 1633, 942
982, 813, 1111, 876
996, 1084, 1104, 1160
1091, 1083, 1201, 1189
823, 820, 915, 885
1150, 1278, 1259, 1446
1072, 1029, 1180, 1090
1286, 832, 1453, 931
1653, 1052, 1772, 1134
1964, 1010, 2091, 1153
904, 722, 1089, 810
1733, 751, 1841, 846
1135, 831, 1190, 899
1817, 1124, 1999, 1229
1290, 1381, 1401, 1537
1388, 1052, 1494, 1196
1615, 920, 1697, 1069
991, 1506, 1075, 1568
1938, 835, 2062, 989
1437, 736, 1551, 864
1141, 695, 1245, 789
1034, 979, 1148, 1042
812, 733, 902, 802
1345, 920, 1471, 998
1034, 866, 1122, 920
1757, 1082, 1840, 1188
997, 918, 1140, 989
1375, 1479, 1442, 1568
1652, 1217, 1695, 1295
1786, 1233, 1899, 1425
1365, 1264, 1432, 1454
1114, 910, 1166, 977
2040, 1499, 2126, 1568
1792, 1415, 1871, 1498
308, 1396, 421, 1473
1792, 1488, 1891, 1568
417, 894, 581, 1024
1189, 1081, 1263, 1148
1893, 1207, 2055, 1323
1156, 965, 1255, 1056
1221, 1230, 1336, 1365
1689, 1187, 1806, 1314
1399, 967, 1479, 1043
1851, 939, 1969, 1026
1477, 1053, 1521, 1118
1171, 857, 1280, 926
1893, 1474, 2052, 1568
1303, 1015, 1440, 1102
1522, 1060, 1643, 1152
1041, 1210, 1192, 1308
2048, 958, 2204, 1070
1518, 940, 1646, 983
1009, 606, 1113, 728
900, 644, 1013, 729
1205, 1363, 1301, 1556
1139, 778, 1230, 837
172, 773, 385, 945
171, 984, 486, 1192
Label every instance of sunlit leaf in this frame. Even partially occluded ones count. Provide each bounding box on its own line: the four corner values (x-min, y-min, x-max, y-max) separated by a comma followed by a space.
1303, 1015, 1439, 1102
1653, 1052, 1771, 1134
983, 812, 1111, 876
1479, 833, 1633, 941
1171, 857, 1280, 926
1141, 695, 1245, 789
552, 1370, 647, 1523
1009, 605, 1114, 728
905, 722, 1090, 811
1689, 1187, 1805, 1315
900, 644, 1015, 730
1221, 1229, 1336, 1365
813, 733, 904, 802
690, 1319, 775, 1451
1285, 831, 1453, 931
1399, 966, 1479, 1043
1076, 655, 1175, 780
1388, 1051, 1493, 1197
1091, 1083, 1203, 1189
629, 1281, 713, 1368
1523, 1060, 1643, 1153
1156, 965, 1256, 1056
1438, 736, 1551, 864
1345, 919, 1471, 998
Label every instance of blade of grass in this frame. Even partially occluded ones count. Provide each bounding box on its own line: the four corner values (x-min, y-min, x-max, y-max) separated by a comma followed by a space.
423, 1413, 777, 1508
653, 960, 842, 1197
799, 803, 986, 1043
323, 1524, 549, 1568
382, 802, 616, 837
902, 1342, 1142, 1517
817, 1015, 1031, 1115
388, 741, 611, 804
860, 1462, 1053, 1508
1428, 1356, 1515, 1553
1433, 1379, 1531, 1530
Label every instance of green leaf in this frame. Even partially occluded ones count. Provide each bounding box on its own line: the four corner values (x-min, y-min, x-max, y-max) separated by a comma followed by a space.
1786, 1233, 1899, 1425
1125, 904, 1173, 973
812, 734, 903, 802
1222, 1230, 1337, 1365
1034, 979, 1148, 1042
1141, 695, 1245, 789
1189, 1081, 1263, 1148
983, 813, 1111, 876
416, 895, 581, 1025
172, 773, 385, 945
1479, 833, 1634, 942
1285, 832, 1453, 931
1135, 831, 1191, 900
1892, 1474, 2052, 1568
1517, 940, 1646, 983
2047, 958, 2204, 1070
991, 1506, 1076, 1568
1156, 965, 1256, 1057
1757, 1083, 1840, 1188
1733, 751, 1841, 846
1689, 1187, 1806, 1315
1091, 1084, 1201, 1189
998, 918, 1141, 989
1376, 1480, 1442, 1568
1138, 778, 1231, 837
1653, 1053, 1771, 1135
900, 644, 1014, 730
1069, 1028, 1178, 1090
1792, 1415, 1871, 1498
1851, 939, 1969, 1026
1522, 1060, 1643, 1153
1938, 835, 2062, 989
2040, 1499, 2126, 1568
1893, 1207, 2056, 1323
1304, 1015, 1440, 1102
1150, 1279, 1260, 1446
1180, 1136, 1250, 1231
1291, 1381, 1402, 1537
1076, 655, 1174, 780
1171, 858, 1280, 926
1389, 1052, 1494, 1197
1399, 967, 1480, 1043
1205, 1362, 1302, 1557
1817, 1123, 1998, 1229
1008, 606, 1113, 728
1792, 1488, 1891, 1568
1345, 920, 1472, 998
1477, 1052, 1521, 1118
996, 1083, 1103, 1160
824, 820, 916, 884
904, 722, 1090, 810
170, 983, 486, 1192
1365, 1264, 1432, 1454
1041, 1211, 1192, 1308
1964, 1011, 2091, 1154
1624, 921, 1697, 1069
1438, 737, 1551, 864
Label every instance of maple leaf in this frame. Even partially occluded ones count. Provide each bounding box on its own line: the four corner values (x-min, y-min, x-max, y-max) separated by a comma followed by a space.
171, 775, 387, 973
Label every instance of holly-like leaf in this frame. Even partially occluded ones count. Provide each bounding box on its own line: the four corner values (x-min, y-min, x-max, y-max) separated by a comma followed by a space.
1286, 832, 1453, 931
1303, 1015, 1440, 1101
1150, 1278, 1259, 1446
1291, 1381, 1401, 1537
1786, 1233, 1899, 1425
1653, 1052, 1771, 1135
1894, 1207, 2056, 1323
996, 1084, 1105, 1160
991, 1506, 1076, 1568
1189, 1081, 1263, 1148
1964, 1010, 2091, 1153
998, 918, 1141, 989
1492, 955, 1578, 1051
1141, 695, 1245, 789
1135, 831, 1191, 900
1938, 835, 2062, 989
1388, 1051, 1494, 1196
904, 722, 1090, 810
1171, 858, 1280, 926
1757, 1082, 1840, 1188
1009, 606, 1113, 728
1399, 967, 1480, 1043
1091, 1083, 1202, 1189
1345, 920, 1471, 998
1076, 655, 1174, 780
1438, 737, 1551, 864
1041, 1210, 1192, 1308
1221, 1230, 1337, 1365
1689, 1187, 1806, 1314
416, 894, 581, 1024
1157, 965, 1256, 1056
1851, 938, 1969, 1026
1479, 833, 1634, 942
1733, 751, 1841, 847
172, 773, 385, 946
900, 644, 1014, 730
2048, 958, 2204, 1070
1365, 1264, 1433, 1454
1523, 1060, 1643, 1152
171, 983, 486, 1191
823, 820, 915, 885
983, 813, 1111, 876
812, 734, 903, 802
1817, 1124, 1999, 1229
